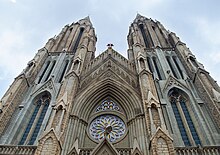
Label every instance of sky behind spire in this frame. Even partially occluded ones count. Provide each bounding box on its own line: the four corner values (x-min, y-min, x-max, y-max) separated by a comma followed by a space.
0, 0, 220, 97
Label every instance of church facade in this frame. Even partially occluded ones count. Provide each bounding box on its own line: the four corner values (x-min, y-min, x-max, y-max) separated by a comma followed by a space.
0, 14, 220, 155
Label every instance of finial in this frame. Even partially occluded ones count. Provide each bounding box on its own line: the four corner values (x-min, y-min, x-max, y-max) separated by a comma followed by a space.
107, 43, 114, 49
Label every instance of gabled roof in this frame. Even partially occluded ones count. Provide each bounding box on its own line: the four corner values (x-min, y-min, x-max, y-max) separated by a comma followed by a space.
90, 138, 119, 155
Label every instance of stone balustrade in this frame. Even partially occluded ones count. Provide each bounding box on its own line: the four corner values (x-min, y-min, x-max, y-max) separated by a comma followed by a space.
79, 148, 131, 155
0, 145, 37, 155
175, 146, 220, 155
116, 148, 131, 155
79, 148, 93, 155
0, 145, 219, 155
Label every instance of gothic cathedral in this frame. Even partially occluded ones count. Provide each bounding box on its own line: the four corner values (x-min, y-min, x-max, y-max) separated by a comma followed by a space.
0, 14, 220, 155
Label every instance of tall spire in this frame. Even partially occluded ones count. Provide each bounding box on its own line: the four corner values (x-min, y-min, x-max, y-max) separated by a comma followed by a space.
44, 16, 95, 52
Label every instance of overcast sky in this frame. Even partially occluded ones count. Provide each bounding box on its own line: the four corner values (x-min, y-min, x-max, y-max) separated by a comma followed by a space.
0, 0, 220, 98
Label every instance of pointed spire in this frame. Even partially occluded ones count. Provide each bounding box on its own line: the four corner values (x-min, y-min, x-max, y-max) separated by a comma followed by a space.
135, 13, 149, 21
132, 137, 141, 151
68, 139, 80, 155
84, 16, 91, 21
136, 13, 142, 19
131, 138, 143, 155
78, 16, 93, 26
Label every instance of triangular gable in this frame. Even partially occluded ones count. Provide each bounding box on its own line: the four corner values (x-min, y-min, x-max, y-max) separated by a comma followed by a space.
147, 91, 160, 107
55, 91, 68, 109
97, 68, 119, 81
163, 75, 187, 92
131, 138, 143, 155
136, 52, 145, 60
91, 138, 119, 155
38, 128, 62, 148
150, 127, 175, 155
80, 64, 138, 94
68, 139, 80, 155
132, 148, 143, 155
150, 127, 173, 142
35, 128, 62, 155
31, 79, 57, 97
96, 69, 138, 94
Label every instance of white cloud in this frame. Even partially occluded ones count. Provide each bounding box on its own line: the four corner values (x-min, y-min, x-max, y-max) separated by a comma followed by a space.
192, 17, 220, 84
0, 29, 33, 77
194, 18, 220, 64
10, 0, 16, 3
196, 18, 220, 45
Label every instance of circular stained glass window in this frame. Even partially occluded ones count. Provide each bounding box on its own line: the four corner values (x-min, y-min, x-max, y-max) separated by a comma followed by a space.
89, 115, 126, 142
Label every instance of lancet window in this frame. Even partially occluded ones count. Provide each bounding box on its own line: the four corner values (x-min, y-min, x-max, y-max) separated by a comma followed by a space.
139, 24, 152, 48
169, 90, 201, 146
166, 56, 178, 79
165, 54, 184, 79
38, 61, 51, 84
172, 56, 184, 79
19, 93, 51, 145
72, 27, 84, 53
147, 57, 154, 73
58, 60, 69, 83
44, 60, 56, 82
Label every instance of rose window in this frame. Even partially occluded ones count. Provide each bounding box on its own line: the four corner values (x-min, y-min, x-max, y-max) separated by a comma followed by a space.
89, 115, 126, 142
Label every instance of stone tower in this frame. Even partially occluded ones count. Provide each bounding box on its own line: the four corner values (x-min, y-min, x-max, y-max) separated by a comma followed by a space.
0, 15, 219, 155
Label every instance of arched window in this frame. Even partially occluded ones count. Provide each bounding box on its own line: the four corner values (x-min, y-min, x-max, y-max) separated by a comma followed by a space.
139, 58, 145, 69
166, 56, 178, 79
151, 104, 161, 128
73, 60, 80, 71
58, 60, 69, 83
44, 60, 56, 82
147, 57, 154, 73
19, 93, 51, 145
38, 61, 51, 84
152, 57, 164, 80
139, 24, 153, 48
172, 56, 184, 79
169, 90, 201, 146
72, 27, 84, 53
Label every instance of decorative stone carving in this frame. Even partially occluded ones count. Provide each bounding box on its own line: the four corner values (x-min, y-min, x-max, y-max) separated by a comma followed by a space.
163, 75, 187, 92
212, 88, 220, 103
31, 79, 56, 98
96, 99, 120, 112
90, 138, 119, 155
68, 139, 80, 155
132, 138, 143, 155
89, 115, 126, 143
